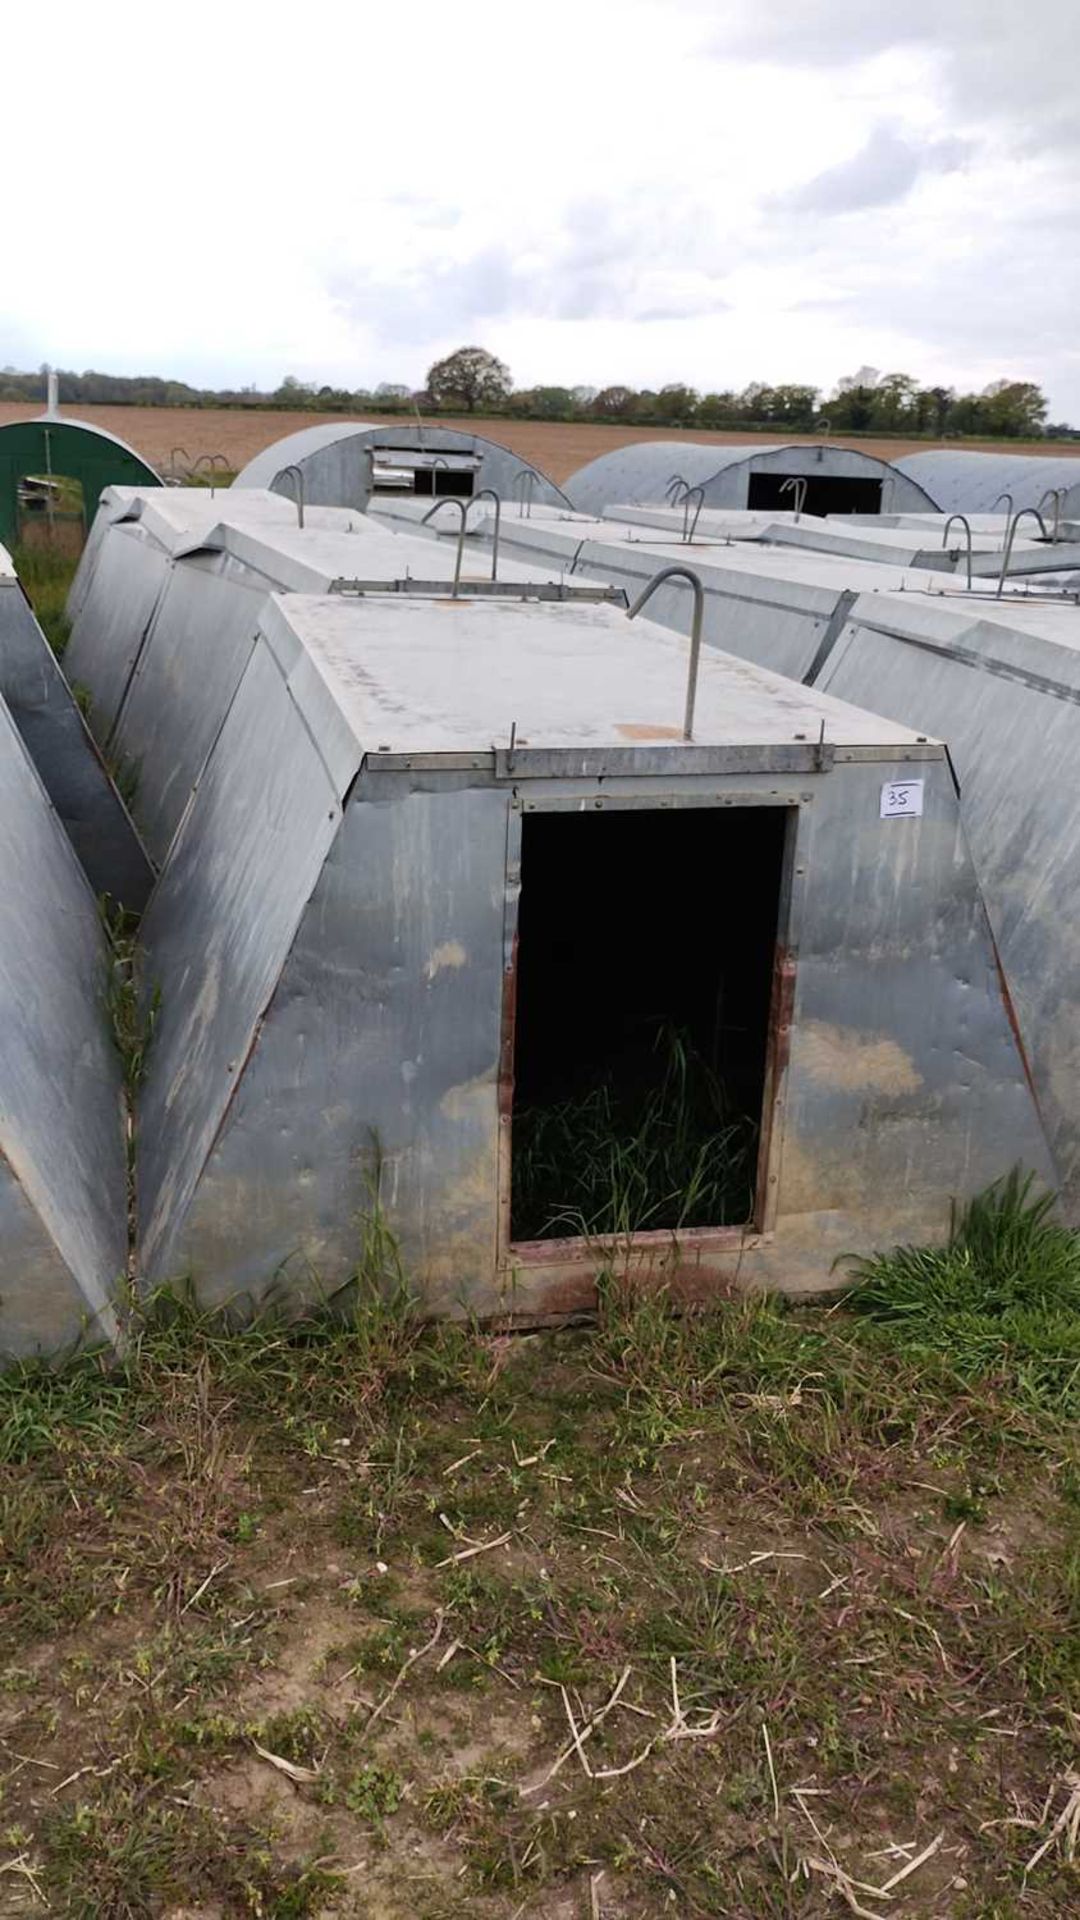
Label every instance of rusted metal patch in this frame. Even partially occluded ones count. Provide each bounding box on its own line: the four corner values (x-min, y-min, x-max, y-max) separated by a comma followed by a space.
753, 941, 797, 1232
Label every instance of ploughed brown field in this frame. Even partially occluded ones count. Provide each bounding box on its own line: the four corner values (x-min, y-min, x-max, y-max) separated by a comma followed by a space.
1, 400, 1076, 488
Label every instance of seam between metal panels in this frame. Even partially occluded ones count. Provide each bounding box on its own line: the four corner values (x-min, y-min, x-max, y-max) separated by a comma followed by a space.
273, 651, 360, 800
103, 579, 170, 751
142, 629, 264, 885
839, 618, 1080, 708
801, 589, 858, 686
567, 552, 834, 625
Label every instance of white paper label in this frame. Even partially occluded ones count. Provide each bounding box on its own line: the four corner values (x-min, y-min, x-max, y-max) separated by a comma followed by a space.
880, 778, 924, 820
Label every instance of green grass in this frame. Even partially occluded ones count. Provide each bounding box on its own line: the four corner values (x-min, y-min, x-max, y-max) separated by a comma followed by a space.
844, 1169, 1080, 1417
512, 1023, 756, 1238
1, 1181, 1079, 1914
12, 539, 79, 656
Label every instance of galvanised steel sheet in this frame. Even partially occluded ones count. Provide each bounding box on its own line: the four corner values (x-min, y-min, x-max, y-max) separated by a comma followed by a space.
108, 554, 269, 865
0, 693, 127, 1361
896, 450, 1080, 517
464, 509, 959, 682
137, 632, 352, 1288
0, 577, 153, 909
566, 441, 937, 516
65, 520, 171, 745
135, 591, 1049, 1316
809, 592, 1080, 1220
233, 421, 570, 510
80, 504, 588, 868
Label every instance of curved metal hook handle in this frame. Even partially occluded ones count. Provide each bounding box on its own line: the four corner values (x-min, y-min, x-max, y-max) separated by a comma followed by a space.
1037, 487, 1065, 543
991, 492, 1014, 547
466, 488, 502, 582
681, 485, 705, 543
513, 469, 539, 519
275, 464, 305, 528
996, 507, 1048, 598
422, 496, 468, 594
665, 473, 690, 506
626, 564, 705, 740
942, 514, 973, 591
779, 476, 808, 521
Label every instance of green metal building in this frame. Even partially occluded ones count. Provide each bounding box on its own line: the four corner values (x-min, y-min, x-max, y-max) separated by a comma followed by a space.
0, 414, 160, 549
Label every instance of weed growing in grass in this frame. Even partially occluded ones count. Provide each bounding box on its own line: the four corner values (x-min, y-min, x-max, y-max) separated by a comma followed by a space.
843, 1168, 1080, 1417
100, 898, 159, 1095
12, 540, 77, 656
512, 1024, 756, 1239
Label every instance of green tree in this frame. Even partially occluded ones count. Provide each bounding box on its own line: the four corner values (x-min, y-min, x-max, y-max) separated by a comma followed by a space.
697, 391, 739, 428
425, 346, 512, 414
869, 373, 920, 431
515, 385, 575, 419
763, 383, 818, 426
592, 385, 641, 419
977, 380, 1047, 437
656, 383, 699, 425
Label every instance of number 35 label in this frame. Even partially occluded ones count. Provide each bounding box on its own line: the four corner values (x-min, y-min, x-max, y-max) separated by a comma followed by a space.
880, 779, 924, 820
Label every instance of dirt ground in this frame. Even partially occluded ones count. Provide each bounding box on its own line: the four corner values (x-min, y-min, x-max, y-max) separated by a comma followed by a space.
2, 1281, 1078, 1919
0, 401, 1076, 489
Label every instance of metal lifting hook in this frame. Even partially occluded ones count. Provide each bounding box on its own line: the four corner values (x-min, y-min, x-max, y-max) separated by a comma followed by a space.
627, 565, 705, 740
942, 514, 973, 591
465, 488, 502, 581
421, 497, 469, 595
275, 464, 306, 528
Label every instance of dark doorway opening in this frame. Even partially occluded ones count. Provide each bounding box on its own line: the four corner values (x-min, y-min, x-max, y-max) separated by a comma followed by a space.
747, 472, 884, 516
412, 466, 476, 498
16, 472, 86, 555
509, 806, 788, 1242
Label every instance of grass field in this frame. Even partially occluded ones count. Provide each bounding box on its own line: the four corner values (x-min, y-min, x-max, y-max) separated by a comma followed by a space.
1, 402, 1078, 490
1, 1177, 1078, 1919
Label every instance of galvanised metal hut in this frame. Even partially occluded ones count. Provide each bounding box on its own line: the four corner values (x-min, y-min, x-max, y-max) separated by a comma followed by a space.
566, 441, 936, 518
133, 585, 1049, 1319
0, 541, 151, 909
233, 421, 569, 511
0, 687, 127, 1359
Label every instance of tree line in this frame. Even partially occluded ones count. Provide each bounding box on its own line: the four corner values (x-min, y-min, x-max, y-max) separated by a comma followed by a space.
0, 349, 1066, 439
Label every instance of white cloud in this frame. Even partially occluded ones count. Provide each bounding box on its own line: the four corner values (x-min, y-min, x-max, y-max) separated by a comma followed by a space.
0, 0, 1077, 416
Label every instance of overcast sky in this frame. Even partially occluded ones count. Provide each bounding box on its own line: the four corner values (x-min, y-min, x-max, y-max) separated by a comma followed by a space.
3, 0, 1078, 415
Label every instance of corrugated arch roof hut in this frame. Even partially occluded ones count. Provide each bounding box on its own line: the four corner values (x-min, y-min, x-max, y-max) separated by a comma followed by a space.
566, 441, 936, 518
894, 449, 1080, 519
232, 420, 570, 511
